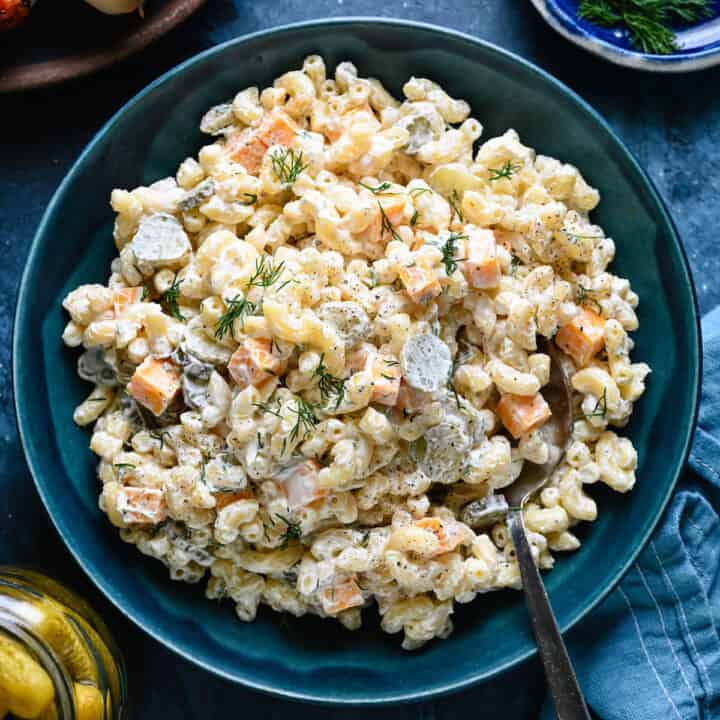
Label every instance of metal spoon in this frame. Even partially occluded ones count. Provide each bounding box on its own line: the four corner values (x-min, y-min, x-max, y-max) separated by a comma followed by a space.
504, 339, 591, 720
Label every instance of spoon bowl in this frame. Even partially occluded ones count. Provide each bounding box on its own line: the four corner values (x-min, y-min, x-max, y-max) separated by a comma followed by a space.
503, 339, 574, 509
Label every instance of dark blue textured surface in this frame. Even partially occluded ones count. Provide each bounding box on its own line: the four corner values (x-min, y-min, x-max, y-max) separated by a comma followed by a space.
1, 1, 719, 717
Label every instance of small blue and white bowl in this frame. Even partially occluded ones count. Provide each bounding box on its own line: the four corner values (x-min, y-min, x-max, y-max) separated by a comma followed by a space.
530, 0, 720, 72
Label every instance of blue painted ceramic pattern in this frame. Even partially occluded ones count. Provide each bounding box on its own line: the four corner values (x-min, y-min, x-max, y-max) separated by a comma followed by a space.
532, 0, 720, 71
13, 18, 701, 705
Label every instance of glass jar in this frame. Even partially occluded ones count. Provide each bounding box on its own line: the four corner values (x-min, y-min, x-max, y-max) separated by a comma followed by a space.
0, 567, 127, 720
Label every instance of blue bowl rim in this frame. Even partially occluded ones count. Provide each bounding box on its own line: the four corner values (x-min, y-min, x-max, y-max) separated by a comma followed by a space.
529, 0, 720, 72
13, 16, 702, 705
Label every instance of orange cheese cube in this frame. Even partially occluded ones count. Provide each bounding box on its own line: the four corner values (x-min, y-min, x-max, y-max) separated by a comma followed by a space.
127, 357, 181, 416
345, 346, 401, 406
496, 392, 552, 439
117, 486, 167, 525
370, 354, 401, 406
275, 460, 323, 511
398, 264, 441, 304
345, 343, 374, 373
555, 308, 606, 367
321, 578, 365, 615
255, 110, 298, 148
415, 517, 466, 556
395, 382, 432, 415
214, 489, 254, 511
112, 287, 143, 316
225, 128, 267, 175
354, 209, 382, 249
463, 229, 500, 289
227, 338, 287, 390
355, 195, 408, 249
379, 194, 408, 228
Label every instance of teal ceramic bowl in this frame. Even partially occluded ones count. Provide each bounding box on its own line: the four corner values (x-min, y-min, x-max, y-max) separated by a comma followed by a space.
14, 18, 700, 705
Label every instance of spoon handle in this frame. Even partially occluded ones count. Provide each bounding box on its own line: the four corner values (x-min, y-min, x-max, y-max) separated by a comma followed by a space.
508, 510, 591, 720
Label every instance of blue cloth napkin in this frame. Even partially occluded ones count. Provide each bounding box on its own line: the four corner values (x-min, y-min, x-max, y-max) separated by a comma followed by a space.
537, 306, 720, 720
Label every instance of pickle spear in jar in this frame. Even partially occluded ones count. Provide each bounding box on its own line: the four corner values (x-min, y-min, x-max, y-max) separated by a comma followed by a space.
73, 683, 104, 720
0, 633, 55, 718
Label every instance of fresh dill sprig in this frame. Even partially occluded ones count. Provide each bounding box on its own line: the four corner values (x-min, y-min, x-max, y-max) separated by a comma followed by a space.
275, 513, 303, 549
113, 463, 136, 470
241, 193, 258, 205
313, 354, 346, 410
576, 284, 603, 313
150, 430, 170, 450
289, 398, 319, 443
378, 201, 403, 242
575, 387, 608, 421
410, 209, 419, 227
441, 233, 468, 276
270, 148, 308, 185
359, 181, 394, 194
215, 255, 291, 339
448, 189, 463, 222
246, 256, 288, 291
215, 295, 256, 340
488, 160, 520, 182
578, 0, 714, 55
161, 273, 184, 321
409, 187, 432, 198
141, 285, 151, 301
253, 400, 283, 418
510, 255, 522, 276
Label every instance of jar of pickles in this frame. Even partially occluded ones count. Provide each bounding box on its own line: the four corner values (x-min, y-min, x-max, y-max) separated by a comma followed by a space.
0, 567, 127, 720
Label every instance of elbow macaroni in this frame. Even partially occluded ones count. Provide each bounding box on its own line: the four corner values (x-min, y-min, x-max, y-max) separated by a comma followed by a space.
61, 57, 649, 651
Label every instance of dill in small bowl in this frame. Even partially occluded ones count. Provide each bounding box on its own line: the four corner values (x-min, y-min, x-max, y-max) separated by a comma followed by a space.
577, 0, 716, 55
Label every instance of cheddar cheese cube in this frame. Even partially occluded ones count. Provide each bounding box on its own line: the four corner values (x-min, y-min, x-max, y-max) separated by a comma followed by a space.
112, 287, 144, 316
321, 578, 364, 615
227, 338, 287, 390
345, 343, 375, 374
255, 110, 298, 148
127, 357, 181, 416
214, 489, 254, 511
463, 228, 500, 289
395, 382, 432, 415
370, 354, 401, 406
555, 308, 606, 367
117, 486, 167, 525
275, 459, 324, 511
414, 517, 466, 557
225, 128, 267, 175
355, 195, 408, 249
398, 264, 441, 304
496, 392, 552, 439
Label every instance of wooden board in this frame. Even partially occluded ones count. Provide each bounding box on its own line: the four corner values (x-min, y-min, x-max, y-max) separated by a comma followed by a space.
0, 0, 207, 93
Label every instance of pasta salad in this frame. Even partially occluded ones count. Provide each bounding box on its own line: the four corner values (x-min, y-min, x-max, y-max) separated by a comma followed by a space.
61, 56, 649, 650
